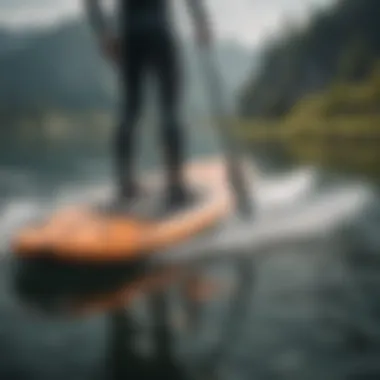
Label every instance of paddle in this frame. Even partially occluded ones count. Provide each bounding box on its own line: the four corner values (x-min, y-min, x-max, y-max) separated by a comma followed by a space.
197, 41, 254, 219
192, 6, 256, 375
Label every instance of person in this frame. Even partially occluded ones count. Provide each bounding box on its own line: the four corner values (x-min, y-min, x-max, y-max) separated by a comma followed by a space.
84, 0, 211, 208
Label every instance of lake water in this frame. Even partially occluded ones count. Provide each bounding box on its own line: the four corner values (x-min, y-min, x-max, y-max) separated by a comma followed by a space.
0, 152, 379, 380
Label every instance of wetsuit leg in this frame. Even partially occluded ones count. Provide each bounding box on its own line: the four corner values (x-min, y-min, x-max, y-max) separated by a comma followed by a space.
116, 33, 147, 196
150, 30, 186, 191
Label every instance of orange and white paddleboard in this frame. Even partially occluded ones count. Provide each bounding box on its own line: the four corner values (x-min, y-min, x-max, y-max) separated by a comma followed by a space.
12, 157, 235, 263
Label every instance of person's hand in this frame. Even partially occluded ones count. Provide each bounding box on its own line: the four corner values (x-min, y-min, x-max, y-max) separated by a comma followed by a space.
99, 35, 121, 63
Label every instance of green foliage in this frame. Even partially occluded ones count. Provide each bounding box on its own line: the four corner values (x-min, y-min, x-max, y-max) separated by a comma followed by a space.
239, 63, 380, 181
287, 62, 380, 121
239, 0, 380, 118
337, 36, 375, 82
238, 0, 380, 180
287, 64, 380, 179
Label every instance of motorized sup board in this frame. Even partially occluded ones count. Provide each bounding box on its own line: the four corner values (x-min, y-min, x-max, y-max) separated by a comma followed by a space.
12, 157, 235, 263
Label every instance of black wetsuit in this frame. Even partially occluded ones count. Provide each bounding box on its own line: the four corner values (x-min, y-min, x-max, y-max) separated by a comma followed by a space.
86, 0, 207, 201
117, 0, 185, 196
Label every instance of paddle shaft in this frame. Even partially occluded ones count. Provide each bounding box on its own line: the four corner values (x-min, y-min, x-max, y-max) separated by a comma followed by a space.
198, 45, 253, 218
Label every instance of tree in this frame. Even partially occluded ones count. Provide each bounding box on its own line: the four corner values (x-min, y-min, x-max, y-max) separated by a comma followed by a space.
337, 36, 375, 82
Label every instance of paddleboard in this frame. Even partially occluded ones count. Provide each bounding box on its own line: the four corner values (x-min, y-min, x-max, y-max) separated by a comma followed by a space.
12, 158, 234, 263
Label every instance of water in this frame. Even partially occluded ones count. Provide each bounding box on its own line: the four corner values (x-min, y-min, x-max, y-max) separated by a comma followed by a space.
0, 155, 379, 380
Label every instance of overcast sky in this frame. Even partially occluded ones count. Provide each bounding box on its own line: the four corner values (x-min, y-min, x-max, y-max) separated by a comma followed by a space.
0, 0, 335, 46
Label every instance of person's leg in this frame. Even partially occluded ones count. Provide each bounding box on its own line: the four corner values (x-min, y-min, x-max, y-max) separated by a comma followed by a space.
151, 30, 190, 205
116, 33, 146, 199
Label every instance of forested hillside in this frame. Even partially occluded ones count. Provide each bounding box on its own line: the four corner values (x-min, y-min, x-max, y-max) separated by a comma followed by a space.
0, 20, 255, 114
239, 0, 380, 118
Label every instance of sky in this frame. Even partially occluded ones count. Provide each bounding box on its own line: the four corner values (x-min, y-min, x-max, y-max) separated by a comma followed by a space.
0, 0, 335, 47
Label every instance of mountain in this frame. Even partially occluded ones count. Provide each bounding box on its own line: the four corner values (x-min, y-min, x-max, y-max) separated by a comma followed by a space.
0, 22, 114, 111
239, 0, 380, 118
0, 27, 36, 56
0, 20, 256, 116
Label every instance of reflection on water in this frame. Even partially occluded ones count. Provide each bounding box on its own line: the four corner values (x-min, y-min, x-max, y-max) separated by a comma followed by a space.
0, 155, 379, 380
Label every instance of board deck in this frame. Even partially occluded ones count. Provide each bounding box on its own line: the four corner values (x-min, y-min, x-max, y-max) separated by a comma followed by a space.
12, 158, 234, 263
